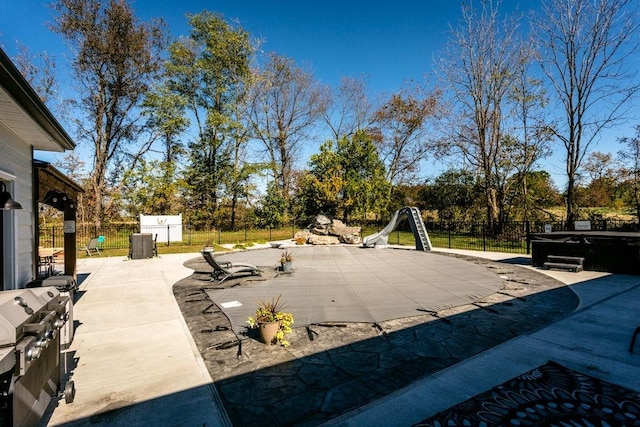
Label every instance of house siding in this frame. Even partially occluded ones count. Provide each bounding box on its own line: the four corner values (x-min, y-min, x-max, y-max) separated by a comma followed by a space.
0, 122, 35, 288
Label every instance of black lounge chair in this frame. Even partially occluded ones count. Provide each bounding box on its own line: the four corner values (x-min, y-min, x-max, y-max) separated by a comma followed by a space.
200, 250, 261, 283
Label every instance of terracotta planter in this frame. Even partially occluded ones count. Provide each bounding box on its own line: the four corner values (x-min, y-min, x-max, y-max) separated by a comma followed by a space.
258, 321, 280, 345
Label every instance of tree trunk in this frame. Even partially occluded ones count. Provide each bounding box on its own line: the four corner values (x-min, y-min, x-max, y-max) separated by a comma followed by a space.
522, 174, 529, 222
230, 195, 237, 230
565, 175, 577, 229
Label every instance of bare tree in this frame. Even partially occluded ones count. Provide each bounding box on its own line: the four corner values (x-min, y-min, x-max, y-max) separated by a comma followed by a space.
534, 0, 640, 226
618, 126, 640, 221
372, 81, 441, 187
227, 81, 263, 230
321, 76, 373, 142
54, 152, 88, 223
248, 53, 327, 208
13, 43, 58, 105
439, 0, 527, 225
503, 58, 553, 221
582, 152, 616, 183
51, 0, 167, 226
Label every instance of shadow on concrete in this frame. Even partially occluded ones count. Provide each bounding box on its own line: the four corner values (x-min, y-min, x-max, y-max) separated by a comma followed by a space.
44, 383, 224, 426
211, 284, 578, 426
44, 276, 582, 426
47, 253, 624, 426
497, 256, 533, 265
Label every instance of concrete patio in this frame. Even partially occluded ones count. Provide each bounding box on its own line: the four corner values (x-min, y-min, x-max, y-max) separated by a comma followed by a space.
40, 246, 640, 426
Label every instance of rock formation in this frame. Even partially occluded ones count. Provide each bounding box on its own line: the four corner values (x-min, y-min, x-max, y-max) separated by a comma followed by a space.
294, 215, 362, 245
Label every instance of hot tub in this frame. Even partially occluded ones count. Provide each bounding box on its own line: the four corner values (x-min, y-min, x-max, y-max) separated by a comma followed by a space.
530, 231, 640, 274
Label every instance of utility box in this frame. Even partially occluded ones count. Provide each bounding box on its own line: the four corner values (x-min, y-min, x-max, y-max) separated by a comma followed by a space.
130, 233, 153, 259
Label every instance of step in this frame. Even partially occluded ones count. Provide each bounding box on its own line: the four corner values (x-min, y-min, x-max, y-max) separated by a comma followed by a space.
547, 255, 584, 265
543, 262, 583, 272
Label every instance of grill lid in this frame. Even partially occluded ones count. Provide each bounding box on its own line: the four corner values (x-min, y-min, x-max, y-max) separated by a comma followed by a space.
0, 288, 61, 346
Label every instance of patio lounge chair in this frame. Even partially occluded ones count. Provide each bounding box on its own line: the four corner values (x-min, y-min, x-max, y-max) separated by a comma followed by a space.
200, 250, 261, 283
83, 237, 101, 256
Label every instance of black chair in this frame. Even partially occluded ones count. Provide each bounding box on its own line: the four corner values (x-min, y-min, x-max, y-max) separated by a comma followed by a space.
200, 250, 261, 283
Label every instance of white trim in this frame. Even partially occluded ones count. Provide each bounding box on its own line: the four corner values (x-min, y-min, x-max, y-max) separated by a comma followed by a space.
0, 169, 16, 180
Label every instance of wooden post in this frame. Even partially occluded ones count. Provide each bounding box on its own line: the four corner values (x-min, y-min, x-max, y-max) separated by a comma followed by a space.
63, 198, 77, 279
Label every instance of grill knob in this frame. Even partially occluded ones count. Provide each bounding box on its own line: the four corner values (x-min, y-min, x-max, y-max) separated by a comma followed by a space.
27, 346, 41, 361
45, 329, 57, 340
36, 337, 48, 348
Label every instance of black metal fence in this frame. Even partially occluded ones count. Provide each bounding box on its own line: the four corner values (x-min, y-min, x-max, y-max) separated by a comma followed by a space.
39, 223, 299, 251
39, 219, 640, 255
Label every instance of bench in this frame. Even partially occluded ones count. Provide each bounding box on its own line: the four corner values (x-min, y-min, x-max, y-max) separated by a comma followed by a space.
543, 255, 584, 272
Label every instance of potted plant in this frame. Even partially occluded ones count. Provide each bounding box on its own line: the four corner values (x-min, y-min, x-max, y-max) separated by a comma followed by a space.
280, 249, 294, 273
203, 240, 214, 252
246, 295, 294, 346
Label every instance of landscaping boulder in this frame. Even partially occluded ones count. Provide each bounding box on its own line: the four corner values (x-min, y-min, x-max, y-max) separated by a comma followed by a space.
340, 233, 362, 245
311, 214, 332, 235
293, 230, 313, 244
329, 219, 362, 244
307, 235, 340, 245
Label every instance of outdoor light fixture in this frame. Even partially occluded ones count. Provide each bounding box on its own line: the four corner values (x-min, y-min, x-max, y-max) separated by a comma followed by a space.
0, 182, 22, 210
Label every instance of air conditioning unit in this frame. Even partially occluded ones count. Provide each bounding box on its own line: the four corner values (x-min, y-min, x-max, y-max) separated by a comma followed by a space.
129, 233, 153, 259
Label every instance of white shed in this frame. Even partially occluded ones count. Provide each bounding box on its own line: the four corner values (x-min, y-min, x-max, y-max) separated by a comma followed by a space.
140, 214, 183, 244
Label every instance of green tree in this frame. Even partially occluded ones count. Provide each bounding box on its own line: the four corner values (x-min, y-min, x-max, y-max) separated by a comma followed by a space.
421, 169, 481, 222
575, 152, 618, 209
389, 184, 428, 216
164, 11, 254, 228
506, 170, 562, 222
143, 85, 188, 167
51, 0, 167, 227
118, 159, 184, 217
142, 85, 188, 214
298, 142, 343, 220
254, 181, 288, 228
300, 130, 390, 223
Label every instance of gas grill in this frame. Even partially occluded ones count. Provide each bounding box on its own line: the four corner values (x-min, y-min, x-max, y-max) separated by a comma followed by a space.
0, 287, 73, 427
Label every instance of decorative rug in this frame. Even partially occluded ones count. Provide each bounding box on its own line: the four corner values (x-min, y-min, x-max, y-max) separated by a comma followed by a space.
413, 361, 640, 426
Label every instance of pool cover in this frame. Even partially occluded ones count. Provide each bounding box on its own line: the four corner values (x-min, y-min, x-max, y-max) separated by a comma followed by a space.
204, 246, 505, 335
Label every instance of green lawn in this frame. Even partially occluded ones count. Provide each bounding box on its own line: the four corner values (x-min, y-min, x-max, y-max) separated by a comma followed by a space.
65, 226, 529, 258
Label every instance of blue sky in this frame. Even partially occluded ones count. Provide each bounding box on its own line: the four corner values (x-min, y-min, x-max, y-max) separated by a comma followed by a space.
0, 1, 636, 188
0, 1, 470, 96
